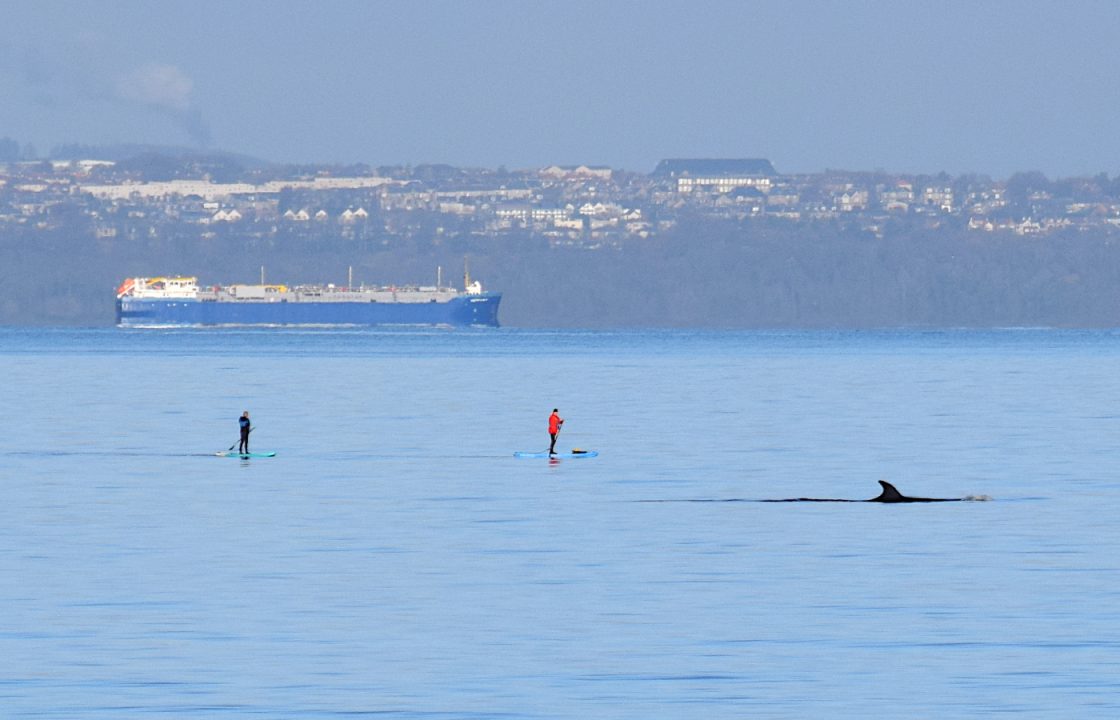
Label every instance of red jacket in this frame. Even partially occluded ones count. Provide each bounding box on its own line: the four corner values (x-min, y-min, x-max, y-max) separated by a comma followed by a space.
549, 412, 563, 434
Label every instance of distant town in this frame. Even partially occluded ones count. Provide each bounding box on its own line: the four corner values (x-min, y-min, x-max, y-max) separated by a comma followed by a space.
2, 145, 1118, 247
4, 141, 1120, 328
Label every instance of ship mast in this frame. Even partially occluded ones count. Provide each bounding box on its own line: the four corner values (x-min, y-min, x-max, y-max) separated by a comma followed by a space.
463, 257, 471, 291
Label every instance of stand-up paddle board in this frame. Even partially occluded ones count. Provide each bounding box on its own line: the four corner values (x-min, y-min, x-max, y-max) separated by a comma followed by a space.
216, 451, 276, 458
514, 450, 598, 459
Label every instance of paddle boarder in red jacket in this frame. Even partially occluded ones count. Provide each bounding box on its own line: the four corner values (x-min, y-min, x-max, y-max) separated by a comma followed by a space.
548, 409, 564, 456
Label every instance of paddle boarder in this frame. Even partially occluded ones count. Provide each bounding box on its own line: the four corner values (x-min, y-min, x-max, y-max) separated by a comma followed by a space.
238, 411, 251, 454
548, 408, 564, 456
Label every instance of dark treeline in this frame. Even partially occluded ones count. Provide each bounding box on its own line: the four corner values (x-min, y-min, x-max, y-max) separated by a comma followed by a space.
3, 218, 1120, 327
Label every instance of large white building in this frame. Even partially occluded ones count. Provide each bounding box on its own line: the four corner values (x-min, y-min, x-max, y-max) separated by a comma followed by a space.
77, 176, 395, 201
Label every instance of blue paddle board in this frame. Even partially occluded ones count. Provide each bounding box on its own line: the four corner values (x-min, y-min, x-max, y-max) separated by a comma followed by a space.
216, 451, 276, 458
514, 450, 598, 459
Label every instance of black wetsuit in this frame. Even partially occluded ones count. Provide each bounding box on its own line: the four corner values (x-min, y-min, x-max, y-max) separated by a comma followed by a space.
238, 416, 251, 453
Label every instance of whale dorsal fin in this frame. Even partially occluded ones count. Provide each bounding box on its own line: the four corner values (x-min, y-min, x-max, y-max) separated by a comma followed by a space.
872, 480, 905, 502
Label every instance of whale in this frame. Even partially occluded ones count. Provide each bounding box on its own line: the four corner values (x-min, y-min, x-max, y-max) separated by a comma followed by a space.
867, 480, 960, 503
639, 480, 989, 504
763, 480, 964, 503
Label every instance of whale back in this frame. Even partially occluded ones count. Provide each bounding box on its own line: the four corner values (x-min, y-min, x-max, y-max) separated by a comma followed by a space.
869, 480, 959, 503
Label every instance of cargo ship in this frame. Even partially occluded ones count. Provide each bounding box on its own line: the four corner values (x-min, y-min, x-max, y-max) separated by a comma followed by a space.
115, 270, 501, 327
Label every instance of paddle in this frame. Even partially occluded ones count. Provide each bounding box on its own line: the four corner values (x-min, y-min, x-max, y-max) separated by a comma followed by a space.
227, 427, 253, 452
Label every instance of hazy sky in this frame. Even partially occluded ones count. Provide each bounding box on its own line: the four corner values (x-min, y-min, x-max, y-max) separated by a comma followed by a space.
2, 0, 1119, 177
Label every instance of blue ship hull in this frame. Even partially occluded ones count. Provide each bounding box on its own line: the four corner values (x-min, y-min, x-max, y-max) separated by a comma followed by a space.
117, 292, 501, 327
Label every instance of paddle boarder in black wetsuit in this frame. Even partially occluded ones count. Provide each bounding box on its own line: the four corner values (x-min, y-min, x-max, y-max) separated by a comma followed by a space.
238, 411, 251, 454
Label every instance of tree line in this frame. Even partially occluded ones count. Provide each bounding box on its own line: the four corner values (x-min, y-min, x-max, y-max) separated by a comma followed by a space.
2, 217, 1119, 327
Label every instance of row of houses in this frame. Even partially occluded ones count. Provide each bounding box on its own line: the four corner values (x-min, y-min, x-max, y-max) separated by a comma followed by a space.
3, 158, 1120, 242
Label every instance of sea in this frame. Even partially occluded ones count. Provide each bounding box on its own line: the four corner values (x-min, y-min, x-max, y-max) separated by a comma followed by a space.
1, 327, 1118, 719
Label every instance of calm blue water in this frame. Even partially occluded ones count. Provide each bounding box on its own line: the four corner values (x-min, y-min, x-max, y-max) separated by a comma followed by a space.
2, 327, 1119, 718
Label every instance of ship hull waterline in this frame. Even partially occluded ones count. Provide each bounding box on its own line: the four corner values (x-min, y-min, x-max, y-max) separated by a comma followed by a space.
116, 293, 501, 328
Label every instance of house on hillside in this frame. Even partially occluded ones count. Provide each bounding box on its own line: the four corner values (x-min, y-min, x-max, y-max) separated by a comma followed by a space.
653, 158, 777, 195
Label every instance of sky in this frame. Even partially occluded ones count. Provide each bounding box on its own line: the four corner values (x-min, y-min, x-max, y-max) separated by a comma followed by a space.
2, 0, 1119, 178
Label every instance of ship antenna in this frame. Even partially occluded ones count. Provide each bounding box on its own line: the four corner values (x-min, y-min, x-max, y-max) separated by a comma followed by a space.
261, 265, 265, 285
463, 257, 471, 290
437, 265, 442, 288
348, 265, 353, 289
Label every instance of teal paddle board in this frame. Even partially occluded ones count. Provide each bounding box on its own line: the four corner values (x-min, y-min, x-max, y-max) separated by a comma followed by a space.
216, 451, 276, 458
514, 450, 598, 459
